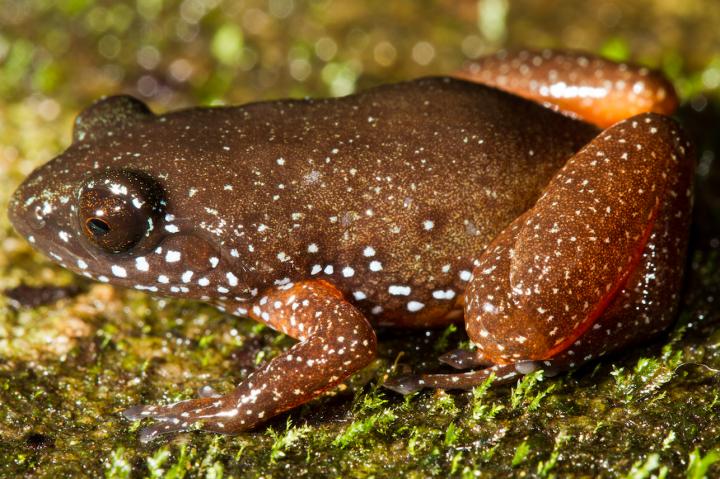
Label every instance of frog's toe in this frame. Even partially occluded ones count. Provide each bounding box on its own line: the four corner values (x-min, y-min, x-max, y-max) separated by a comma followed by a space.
197, 385, 221, 398
383, 375, 425, 395
138, 420, 191, 443
438, 349, 493, 370
122, 403, 158, 421
123, 396, 230, 441
122, 402, 196, 443
514, 360, 542, 375
124, 396, 217, 420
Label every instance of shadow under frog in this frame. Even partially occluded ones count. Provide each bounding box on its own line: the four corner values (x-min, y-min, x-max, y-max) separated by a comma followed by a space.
7, 49, 695, 442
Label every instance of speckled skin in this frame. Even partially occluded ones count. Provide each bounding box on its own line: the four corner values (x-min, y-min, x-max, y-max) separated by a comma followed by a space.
457, 50, 679, 127
8, 49, 694, 441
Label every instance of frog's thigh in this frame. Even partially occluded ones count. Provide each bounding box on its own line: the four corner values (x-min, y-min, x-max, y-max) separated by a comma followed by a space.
465, 112, 693, 363
124, 280, 377, 442
546, 121, 694, 370
457, 49, 678, 127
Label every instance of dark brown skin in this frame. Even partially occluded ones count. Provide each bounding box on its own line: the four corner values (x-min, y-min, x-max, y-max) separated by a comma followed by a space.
7, 49, 693, 441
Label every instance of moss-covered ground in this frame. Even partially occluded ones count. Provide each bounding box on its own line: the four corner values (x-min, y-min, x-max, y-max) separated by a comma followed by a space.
1, 1, 720, 477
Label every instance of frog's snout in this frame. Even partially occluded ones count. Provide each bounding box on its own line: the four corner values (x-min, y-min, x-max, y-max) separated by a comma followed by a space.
8, 181, 35, 240
7, 168, 77, 258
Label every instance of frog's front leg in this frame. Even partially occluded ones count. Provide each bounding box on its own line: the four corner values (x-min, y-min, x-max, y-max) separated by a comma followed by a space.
123, 280, 376, 442
385, 112, 693, 394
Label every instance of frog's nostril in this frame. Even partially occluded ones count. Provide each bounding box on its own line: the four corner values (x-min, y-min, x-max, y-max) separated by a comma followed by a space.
31, 208, 48, 228
9, 184, 54, 238
7, 190, 30, 233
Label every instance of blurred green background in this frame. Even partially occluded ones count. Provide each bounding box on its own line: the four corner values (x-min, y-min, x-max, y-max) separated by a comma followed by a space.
1, 1, 720, 477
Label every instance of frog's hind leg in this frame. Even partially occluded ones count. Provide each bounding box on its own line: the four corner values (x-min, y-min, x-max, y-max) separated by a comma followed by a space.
456, 49, 678, 128
385, 112, 694, 394
461, 112, 693, 365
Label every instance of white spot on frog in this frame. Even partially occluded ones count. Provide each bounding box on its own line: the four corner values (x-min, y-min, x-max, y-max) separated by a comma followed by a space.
432, 289, 456, 300
135, 257, 149, 272
407, 301, 425, 312
111, 265, 127, 278
388, 285, 411, 296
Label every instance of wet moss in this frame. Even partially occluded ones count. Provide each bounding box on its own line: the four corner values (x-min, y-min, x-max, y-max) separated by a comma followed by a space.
1, 0, 720, 477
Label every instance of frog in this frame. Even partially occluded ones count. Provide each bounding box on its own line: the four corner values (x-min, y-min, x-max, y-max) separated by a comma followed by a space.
7, 49, 694, 442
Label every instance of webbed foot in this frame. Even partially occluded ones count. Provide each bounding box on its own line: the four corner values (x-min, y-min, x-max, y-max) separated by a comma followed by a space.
383, 362, 550, 394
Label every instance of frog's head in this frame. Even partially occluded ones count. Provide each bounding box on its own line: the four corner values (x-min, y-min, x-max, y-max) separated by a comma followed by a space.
9, 96, 249, 301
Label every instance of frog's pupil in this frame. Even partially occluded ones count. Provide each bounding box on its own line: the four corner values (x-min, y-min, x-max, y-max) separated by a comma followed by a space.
87, 218, 110, 236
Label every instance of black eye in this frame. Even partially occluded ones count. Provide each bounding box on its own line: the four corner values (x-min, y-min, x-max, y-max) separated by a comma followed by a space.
78, 170, 165, 253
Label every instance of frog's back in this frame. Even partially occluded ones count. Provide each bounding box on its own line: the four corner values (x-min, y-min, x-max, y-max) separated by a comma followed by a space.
13, 77, 599, 327
167, 77, 598, 325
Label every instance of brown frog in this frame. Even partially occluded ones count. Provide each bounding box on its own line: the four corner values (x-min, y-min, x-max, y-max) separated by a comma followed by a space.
8, 49, 693, 442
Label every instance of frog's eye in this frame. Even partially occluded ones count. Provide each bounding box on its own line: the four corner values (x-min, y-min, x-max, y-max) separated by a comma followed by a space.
78, 170, 165, 253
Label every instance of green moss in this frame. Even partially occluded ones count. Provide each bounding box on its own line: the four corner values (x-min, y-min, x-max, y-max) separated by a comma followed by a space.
688, 448, 720, 479
621, 453, 664, 479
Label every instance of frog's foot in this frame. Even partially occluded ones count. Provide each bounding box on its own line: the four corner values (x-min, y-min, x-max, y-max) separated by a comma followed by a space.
383, 359, 563, 394
123, 385, 226, 442
438, 348, 493, 370
384, 362, 538, 394
123, 395, 237, 443
387, 354, 577, 394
